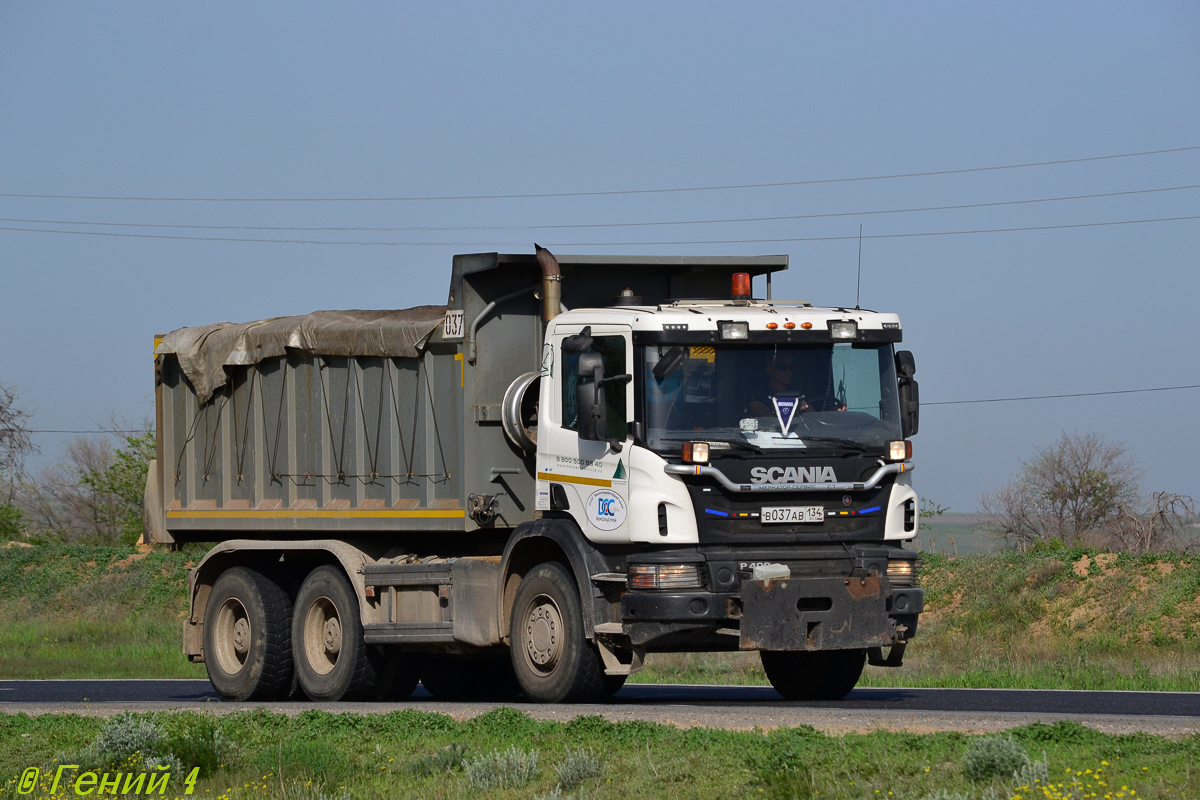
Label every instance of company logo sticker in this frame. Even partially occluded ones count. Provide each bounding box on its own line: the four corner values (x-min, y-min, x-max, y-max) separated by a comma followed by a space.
772, 396, 800, 435
586, 489, 627, 531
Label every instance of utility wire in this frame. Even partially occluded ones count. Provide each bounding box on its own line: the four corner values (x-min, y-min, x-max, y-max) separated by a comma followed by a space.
1, 213, 1198, 247
20, 430, 144, 435
2, 145, 1197, 203
17, 384, 1200, 434
553, 214, 1200, 247
2, 183, 1196, 234
926, 384, 1200, 406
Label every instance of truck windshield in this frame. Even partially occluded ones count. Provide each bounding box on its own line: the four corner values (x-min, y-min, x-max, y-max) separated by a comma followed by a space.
642, 343, 902, 453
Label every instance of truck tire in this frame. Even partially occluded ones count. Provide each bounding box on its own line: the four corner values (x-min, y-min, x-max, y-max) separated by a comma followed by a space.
600, 674, 628, 699
509, 562, 606, 703
421, 654, 523, 700
760, 649, 866, 701
203, 567, 293, 701
292, 565, 383, 701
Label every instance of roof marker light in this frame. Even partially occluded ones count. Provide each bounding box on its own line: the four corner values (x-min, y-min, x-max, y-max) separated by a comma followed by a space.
766, 322, 778, 329
800, 322, 812, 329
731, 272, 751, 300
783, 321, 795, 329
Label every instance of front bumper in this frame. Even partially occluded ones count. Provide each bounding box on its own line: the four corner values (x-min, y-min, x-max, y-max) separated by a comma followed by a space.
619, 576, 923, 651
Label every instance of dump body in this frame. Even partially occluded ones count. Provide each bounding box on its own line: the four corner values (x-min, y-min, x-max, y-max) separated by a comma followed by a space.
150, 253, 787, 542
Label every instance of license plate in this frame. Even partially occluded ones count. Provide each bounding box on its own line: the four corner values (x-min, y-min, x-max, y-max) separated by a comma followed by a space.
761, 505, 824, 524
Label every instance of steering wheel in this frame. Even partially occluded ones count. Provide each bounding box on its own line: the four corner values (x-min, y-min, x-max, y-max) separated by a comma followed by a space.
802, 395, 846, 413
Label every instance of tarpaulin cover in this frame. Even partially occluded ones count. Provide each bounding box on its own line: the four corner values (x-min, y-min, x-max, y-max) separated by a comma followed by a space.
155, 306, 447, 404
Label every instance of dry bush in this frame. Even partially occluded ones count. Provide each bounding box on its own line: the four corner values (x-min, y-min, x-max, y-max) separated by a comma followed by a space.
981, 432, 1142, 550
0, 383, 37, 503
1110, 491, 1197, 554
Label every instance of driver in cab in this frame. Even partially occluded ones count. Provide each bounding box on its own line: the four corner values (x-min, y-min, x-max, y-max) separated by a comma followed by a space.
747, 354, 845, 417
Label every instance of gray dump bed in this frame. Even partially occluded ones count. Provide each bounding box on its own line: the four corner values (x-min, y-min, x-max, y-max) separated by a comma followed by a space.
147, 252, 786, 542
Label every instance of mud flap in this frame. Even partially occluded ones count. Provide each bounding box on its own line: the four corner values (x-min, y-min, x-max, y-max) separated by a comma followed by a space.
739, 576, 895, 651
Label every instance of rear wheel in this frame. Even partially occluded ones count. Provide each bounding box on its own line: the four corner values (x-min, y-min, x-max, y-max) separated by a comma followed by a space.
509, 562, 606, 703
203, 567, 293, 701
292, 565, 384, 701
760, 649, 866, 700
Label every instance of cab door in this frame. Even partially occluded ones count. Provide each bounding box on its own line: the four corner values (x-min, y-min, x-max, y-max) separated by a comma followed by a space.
536, 325, 633, 543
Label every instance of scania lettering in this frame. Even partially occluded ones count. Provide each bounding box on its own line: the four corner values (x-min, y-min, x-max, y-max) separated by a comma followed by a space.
146, 248, 923, 703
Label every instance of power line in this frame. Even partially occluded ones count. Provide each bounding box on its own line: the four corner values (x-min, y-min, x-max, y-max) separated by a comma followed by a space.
2, 213, 1198, 247
2, 183, 1196, 234
21, 382, 1200, 433
553, 215, 1200, 246
927, 384, 1200, 406
23, 429, 144, 435
2, 145, 1197, 203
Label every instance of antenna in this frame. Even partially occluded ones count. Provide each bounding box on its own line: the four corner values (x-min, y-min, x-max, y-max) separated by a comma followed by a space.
855, 224, 863, 310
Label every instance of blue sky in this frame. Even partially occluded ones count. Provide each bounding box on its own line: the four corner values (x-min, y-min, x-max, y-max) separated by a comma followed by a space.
1, 3, 1197, 511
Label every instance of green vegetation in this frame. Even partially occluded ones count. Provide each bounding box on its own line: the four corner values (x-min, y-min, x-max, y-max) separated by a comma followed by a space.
639, 549, 1200, 692
0, 544, 204, 679
0, 709, 1194, 799
4, 544, 1200, 692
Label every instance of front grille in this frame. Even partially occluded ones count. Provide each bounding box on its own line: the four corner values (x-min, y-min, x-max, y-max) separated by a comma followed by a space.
688, 483, 890, 543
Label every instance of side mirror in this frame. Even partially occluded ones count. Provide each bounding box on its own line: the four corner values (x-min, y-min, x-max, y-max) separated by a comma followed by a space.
576, 351, 606, 441
895, 350, 916, 380
895, 350, 919, 437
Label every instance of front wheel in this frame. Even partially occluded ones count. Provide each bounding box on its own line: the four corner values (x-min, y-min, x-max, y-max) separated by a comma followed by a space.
760, 649, 866, 700
509, 562, 606, 703
203, 567, 293, 701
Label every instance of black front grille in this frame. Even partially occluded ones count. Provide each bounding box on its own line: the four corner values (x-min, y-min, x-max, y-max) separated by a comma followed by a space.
687, 481, 891, 544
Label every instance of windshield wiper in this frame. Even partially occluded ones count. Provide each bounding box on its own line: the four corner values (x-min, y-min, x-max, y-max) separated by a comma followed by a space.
657, 436, 763, 454
795, 436, 870, 454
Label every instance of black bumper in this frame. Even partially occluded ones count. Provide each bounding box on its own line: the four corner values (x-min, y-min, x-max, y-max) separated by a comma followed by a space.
620, 578, 923, 651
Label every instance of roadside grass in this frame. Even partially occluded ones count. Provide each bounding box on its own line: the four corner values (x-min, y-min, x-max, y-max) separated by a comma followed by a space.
635, 550, 1200, 692
0, 545, 205, 679
1, 709, 1195, 799
4, 544, 1200, 690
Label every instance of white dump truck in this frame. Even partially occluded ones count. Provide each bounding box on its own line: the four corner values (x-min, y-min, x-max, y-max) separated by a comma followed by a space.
146, 247, 922, 703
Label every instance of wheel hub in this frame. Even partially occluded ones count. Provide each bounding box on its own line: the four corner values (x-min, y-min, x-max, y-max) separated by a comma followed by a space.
304, 596, 342, 676
212, 597, 251, 675
524, 596, 563, 671
232, 618, 250, 654
323, 618, 342, 655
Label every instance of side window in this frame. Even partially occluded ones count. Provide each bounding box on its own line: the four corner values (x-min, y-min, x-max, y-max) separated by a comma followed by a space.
562, 335, 627, 439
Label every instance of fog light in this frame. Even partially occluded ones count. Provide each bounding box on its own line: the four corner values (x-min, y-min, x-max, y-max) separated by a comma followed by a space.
628, 563, 703, 590
830, 320, 857, 339
887, 440, 912, 461
887, 559, 916, 586
682, 441, 710, 464
719, 321, 749, 340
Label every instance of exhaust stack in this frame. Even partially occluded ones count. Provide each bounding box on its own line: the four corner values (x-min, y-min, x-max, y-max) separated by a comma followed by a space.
535, 243, 562, 321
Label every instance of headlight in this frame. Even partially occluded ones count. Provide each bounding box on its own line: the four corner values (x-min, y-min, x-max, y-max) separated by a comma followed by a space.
681, 441, 709, 464
829, 320, 857, 339
886, 559, 916, 586
719, 321, 749, 340
887, 440, 912, 461
628, 563, 704, 590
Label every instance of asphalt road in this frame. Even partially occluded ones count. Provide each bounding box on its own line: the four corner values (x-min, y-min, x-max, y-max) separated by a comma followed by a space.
3, 680, 1199, 735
